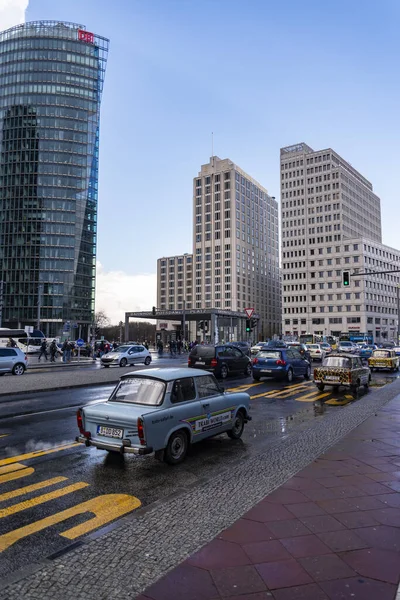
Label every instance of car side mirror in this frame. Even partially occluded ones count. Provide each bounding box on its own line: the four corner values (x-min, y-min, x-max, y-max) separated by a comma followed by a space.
218, 384, 225, 394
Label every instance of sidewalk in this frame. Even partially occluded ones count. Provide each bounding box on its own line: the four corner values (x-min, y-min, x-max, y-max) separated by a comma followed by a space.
136, 399, 400, 600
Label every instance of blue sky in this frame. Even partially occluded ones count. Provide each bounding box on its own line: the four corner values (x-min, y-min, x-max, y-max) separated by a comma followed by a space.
6, 0, 400, 322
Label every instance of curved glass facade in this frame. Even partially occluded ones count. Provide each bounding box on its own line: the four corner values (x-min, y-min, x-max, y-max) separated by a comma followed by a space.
0, 21, 108, 337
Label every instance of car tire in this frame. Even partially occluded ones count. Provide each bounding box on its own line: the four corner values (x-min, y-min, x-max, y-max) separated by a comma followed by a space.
304, 365, 311, 380
120, 358, 127, 367
253, 375, 260, 381
164, 430, 188, 465
317, 383, 325, 391
244, 363, 252, 377
351, 381, 360, 397
227, 410, 245, 439
220, 364, 228, 379
144, 356, 151, 366
333, 385, 340, 392
12, 363, 25, 376
286, 368, 293, 383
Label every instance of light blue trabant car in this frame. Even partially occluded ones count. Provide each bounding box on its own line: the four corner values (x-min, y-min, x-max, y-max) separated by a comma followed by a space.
76, 368, 252, 465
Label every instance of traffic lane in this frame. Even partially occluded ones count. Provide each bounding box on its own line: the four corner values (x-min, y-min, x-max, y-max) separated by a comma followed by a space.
0, 371, 396, 577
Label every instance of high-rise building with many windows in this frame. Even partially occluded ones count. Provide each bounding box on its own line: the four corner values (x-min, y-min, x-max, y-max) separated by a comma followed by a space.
0, 21, 108, 337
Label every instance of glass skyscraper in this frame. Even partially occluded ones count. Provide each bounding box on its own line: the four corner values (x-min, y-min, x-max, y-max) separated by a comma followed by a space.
0, 21, 109, 338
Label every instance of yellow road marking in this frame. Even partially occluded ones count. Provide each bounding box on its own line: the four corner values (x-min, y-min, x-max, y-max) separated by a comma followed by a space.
296, 391, 331, 402
0, 476, 67, 502
0, 493, 141, 552
325, 398, 352, 406
227, 382, 264, 392
0, 443, 79, 467
0, 464, 34, 484
250, 382, 312, 400
0, 481, 88, 519
0, 435, 9, 439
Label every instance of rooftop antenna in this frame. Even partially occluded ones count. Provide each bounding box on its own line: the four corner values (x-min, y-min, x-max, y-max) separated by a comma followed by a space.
211, 132, 214, 166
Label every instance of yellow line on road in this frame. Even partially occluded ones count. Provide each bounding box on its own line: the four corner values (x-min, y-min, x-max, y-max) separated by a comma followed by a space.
227, 382, 264, 392
296, 391, 332, 402
0, 435, 9, 439
325, 397, 352, 406
0, 481, 88, 519
0, 443, 79, 467
0, 464, 34, 484
0, 476, 67, 502
0, 493, 141, 552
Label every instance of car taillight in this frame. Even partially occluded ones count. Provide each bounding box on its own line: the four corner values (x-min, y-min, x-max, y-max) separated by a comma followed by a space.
25, 355, 28, 361
252, 358, 258, 364
188, 357, 191, 365
276, 359, 286, 366
211, 358, 218, 367
77, 409, 91, 439
316, 350, 321, 353
137, 417, 146, 446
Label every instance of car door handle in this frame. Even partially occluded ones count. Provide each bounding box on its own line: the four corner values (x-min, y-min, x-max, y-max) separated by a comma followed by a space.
202, 403, 210, 409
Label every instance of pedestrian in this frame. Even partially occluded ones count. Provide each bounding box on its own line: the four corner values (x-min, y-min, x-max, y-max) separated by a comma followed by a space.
112, 341, 118, 350
85, 343, 92, 358
62, 339, 69, 363
67, 340, 74, 362
7, 337, 17, 348
49, 340, 58, 362
38, 339, 48, 361
99, 340, 105, 357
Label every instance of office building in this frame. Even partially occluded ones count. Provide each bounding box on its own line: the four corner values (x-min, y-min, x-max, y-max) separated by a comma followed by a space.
157, 156, 281, 339
157, 253, 193, 331
0, 21, 109, 337
281, 143, 399, 341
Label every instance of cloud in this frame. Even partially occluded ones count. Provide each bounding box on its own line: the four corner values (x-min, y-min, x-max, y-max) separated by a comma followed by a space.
0, 0, 29, 30
95, 261, 157, 324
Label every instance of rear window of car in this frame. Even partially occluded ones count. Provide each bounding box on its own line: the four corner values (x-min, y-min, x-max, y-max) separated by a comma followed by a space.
110, 377, 165, 405
190, 345, 216, 358
257, 351, 281, 359
373, 350, 390, 358
323, 357, 351, 368
308, 345, 319, 349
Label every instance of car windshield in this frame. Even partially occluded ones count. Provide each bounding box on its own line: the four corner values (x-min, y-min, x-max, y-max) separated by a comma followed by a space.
258, 351, 281, 359
110, 377, 165, 405
113, 345, 130, 353
340, 342, 352, 346
323, 356, 351, 368
308, 344, 319, 349
373, 350, 390, 358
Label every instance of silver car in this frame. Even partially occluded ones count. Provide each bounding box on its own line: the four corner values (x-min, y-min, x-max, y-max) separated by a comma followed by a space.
0, 347, 28, 375
101, 344, 152, 368
306, 343, 326, 362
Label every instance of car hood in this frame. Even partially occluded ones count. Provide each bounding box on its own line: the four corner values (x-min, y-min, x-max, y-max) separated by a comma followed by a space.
102, 352, 121, 359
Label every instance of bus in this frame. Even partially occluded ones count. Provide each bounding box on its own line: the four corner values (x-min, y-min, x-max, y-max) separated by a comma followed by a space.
339, 332, 374, 345
299, 334, 323, 345
0, 328, 45, 354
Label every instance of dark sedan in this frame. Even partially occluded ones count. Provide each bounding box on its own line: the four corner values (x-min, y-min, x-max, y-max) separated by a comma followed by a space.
188, 344, 252, 379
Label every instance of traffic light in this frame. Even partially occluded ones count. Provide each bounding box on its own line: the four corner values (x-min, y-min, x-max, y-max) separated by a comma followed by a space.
246, 319, 251, 332
251, 318, 257, 329
152, 306, 156, 316
342, 271, 350, 287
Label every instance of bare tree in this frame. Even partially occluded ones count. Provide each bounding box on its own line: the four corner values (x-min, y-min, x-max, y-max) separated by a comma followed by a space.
95, 310, 111, 330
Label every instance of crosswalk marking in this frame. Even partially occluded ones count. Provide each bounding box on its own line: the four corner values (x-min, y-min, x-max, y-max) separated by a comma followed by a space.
0, 476, 67, 502
0, 464, 34, 484
0, 481, 88, 519
0, 443, 79, 467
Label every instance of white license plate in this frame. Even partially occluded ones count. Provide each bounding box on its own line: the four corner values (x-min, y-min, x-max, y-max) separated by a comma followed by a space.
261, 369, 272, 373
196, 361, 205, 365
325, 376, 340, 382
97, 425, 123, 439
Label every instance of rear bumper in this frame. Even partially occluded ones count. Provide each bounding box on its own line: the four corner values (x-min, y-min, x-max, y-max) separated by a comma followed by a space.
75, 435, 153, 455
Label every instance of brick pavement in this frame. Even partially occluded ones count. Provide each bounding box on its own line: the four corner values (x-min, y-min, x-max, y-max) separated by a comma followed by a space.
136, 398, 400, 600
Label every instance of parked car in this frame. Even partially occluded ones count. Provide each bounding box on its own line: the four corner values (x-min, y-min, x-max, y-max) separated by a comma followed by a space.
380, 342, 395, 349
188, 344, 252, 379
306, 344, 326, 362
368, 349, 400, 372
76, 368, 252, 464
320, 343, 333, 355
359, 344, 378, 359
0, 347, 28, 376
393, 346, 400, 357
252, 347, 311, 383
337, 341, 358, 353
101, 344, 152, 368
314, 353, 371, 396
287, 342, 311, 363
230, 341, 251, 357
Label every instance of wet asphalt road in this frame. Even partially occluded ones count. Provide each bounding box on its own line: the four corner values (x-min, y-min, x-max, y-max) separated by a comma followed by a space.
0, 368, 397, 578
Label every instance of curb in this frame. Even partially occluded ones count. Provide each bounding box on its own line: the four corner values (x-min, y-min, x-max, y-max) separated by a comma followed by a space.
0, 379, 119, 405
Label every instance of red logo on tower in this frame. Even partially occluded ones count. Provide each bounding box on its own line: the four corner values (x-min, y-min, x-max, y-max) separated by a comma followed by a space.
78, 29, 94, 44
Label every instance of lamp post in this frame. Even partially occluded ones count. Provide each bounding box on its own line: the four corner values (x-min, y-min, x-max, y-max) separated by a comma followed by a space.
0, 280, 3, 328
397, 284, 400, 344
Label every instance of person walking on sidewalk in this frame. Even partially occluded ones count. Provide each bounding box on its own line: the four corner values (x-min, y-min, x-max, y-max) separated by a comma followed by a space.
62, 339, 70, 363
38, 339, 48, 362
49, 340, 58, 362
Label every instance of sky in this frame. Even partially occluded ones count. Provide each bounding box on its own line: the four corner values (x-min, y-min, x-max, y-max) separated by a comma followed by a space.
2, 0, 400, 324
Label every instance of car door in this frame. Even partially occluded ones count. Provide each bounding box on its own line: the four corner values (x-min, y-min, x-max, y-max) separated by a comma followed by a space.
0, 348, 14, 372
135, 345, 146, 363
285, 349, 299, 375
169, 377, 203, 444
194, 374, 233, 440
228, 346, 247, 372
289, 348, 304, 375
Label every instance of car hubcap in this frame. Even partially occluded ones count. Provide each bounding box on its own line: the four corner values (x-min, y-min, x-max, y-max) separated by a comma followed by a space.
171, 436, 184, 459
15, 366, 23, 375
221, 367, 227, 378
233, 417, 242, 434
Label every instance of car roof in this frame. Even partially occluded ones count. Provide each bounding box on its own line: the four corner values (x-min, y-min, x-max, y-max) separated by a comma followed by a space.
327, 353, 357, 359
120, 367, 212, 381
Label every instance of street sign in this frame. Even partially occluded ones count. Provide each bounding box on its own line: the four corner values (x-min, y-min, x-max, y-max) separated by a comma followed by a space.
72, 322, 78, 329
244, 307, 255, 319
24, 326, 34, 334
76, 338, 85, 347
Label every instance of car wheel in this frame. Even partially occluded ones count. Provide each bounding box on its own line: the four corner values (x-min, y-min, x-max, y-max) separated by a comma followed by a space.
164, 430, 188, 465
120, 358, 127, 367
227, 410, 245, 439
220, 364, 228, 379
304, 365, 311, 380
317, 383, 325, 391
144, 356, 151, 366
286, 368, 293, 383
351, 381, 360, 397
244, 363, 252, 377
12, 363, 25, 376
333, 385, 340, 392
253, 374, 260, 381
364, 380, 369, 390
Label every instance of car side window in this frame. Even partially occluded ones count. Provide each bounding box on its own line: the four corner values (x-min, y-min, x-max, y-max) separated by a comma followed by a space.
171, 378, 196, 404
230, 347, 243, 357
196, 375, 221, 399
138, 346, 145, 352
286, 349, 294, 360
0, 348, 16, 357
217, 348, 228, 357
291, 349, 302, 359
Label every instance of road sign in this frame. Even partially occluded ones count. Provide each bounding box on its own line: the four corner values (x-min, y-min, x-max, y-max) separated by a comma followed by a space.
24, 326, 34, 334
76, 338, 85, 347
244, 307, 255, 319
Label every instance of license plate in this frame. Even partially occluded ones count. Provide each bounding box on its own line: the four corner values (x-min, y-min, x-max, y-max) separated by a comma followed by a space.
325, 376, 340, 382
261, 369, 272, 373
196, 361, 205, 365
97, 425, 123, 439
